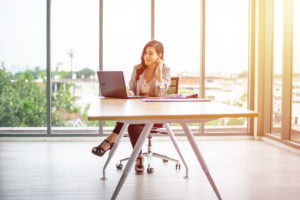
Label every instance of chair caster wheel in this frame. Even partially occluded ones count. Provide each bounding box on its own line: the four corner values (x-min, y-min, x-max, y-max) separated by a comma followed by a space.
176, 163, 181, 170
116, 163, 123, 170
163, 159, 168, 163
147, 167, 154, 174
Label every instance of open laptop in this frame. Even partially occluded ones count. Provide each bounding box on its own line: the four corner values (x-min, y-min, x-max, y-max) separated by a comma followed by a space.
97, 71, 145, 99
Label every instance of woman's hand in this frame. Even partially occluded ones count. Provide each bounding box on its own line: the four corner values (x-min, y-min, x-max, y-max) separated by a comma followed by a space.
156, 58, 163, 82
127, 90, 133, 96
156, 58, 164, 71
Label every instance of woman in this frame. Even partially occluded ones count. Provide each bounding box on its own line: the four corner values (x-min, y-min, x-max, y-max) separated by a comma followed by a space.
91, 40, 171, 174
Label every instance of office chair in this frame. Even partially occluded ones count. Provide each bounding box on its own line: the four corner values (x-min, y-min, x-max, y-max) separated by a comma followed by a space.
116, 77, 182, 174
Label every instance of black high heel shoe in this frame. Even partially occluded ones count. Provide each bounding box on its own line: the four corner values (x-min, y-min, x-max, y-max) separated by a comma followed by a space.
135, 156, 144, 175
91, 139, 114, 157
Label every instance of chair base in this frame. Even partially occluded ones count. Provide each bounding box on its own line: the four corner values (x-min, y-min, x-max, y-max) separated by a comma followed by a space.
116, 150, 181, 173
116, 124, 183, 174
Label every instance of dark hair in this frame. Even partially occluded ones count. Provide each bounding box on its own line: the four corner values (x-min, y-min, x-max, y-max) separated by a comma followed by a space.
135, 40, 164, 81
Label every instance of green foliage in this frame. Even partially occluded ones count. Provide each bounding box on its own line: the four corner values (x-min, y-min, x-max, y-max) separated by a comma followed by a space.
0, 64, 91, 127
59, 70, 71, 79
205, 118, 246, 126
52, 83, 76, 112
237, 70, 248, 79
178, 88, 197, 94
0, 65, 12, 94
103, 120, 117, 127
226, 118, 245, 126
76, 68, 95, 79
0, 67, 47, 126
13, 66, 44, 80
51, 83, 82, 126
38, 71, 46, 79
205, 119, 225, 126
82, 103, 99, 127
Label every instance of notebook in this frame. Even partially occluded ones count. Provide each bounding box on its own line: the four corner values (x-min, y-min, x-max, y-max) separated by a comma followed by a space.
97, 71, 145, 99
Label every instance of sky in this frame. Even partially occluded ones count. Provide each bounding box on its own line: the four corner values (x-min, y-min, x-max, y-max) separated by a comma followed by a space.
0, 0, 298, 76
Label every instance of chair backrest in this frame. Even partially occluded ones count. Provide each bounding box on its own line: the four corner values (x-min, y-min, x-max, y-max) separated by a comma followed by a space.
167, 77, 179, 95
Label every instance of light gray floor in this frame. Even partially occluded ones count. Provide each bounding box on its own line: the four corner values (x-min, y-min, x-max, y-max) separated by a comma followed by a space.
0, 137, 300, 200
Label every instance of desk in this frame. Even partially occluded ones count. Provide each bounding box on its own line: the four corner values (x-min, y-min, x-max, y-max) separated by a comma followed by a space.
88, 98, 259, 200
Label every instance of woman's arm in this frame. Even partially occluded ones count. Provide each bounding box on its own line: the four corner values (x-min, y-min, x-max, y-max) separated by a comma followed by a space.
154, 65, 171, 97
156, 59, 164, 83
128, 65, 139, 95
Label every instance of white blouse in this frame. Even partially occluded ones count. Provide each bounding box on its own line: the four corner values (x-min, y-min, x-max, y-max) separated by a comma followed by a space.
140, 79, 151, 94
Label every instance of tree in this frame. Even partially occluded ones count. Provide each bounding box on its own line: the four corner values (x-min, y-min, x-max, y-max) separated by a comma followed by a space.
76, 68, 95, 79
0, 67, 47, 127
0, 63, 100, 127
0, 65, 12, 93
51, 83, 82, 126
0, 65, 85, 127
59, 70, 71, 79
237, 70, 248, 79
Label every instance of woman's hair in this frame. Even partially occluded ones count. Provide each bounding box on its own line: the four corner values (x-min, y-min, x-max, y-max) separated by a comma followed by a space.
135, 40, 164, 81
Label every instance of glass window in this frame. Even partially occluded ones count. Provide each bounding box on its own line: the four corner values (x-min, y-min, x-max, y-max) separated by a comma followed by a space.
292, 0, 300, 143
156, 0, 200, 80
155, 0, 201, 132
272, 0, 284, 135
51, 0, 99, 128
103, 0, 150, 75
0, 0, 46, 132
102, 0, 150, 130
205, 0, 249, 133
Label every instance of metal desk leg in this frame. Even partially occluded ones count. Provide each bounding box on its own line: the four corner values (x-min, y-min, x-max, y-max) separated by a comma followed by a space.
111, 123, 154, 200
164, 123, 189, 178
101, 122, 129, 180
181, 122, 222, 200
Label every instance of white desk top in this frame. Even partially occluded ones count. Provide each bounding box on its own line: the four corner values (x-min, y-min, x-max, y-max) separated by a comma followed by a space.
87, 98, 259, 121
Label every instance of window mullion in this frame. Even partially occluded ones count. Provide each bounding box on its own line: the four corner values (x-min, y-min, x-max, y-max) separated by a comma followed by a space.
281, 0, 293, 140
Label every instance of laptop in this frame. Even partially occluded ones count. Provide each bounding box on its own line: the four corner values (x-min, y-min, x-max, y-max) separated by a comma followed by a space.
97, 71, 145, 99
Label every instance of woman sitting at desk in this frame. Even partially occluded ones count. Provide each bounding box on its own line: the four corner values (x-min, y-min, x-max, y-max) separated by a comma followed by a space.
91, 40, 171, 174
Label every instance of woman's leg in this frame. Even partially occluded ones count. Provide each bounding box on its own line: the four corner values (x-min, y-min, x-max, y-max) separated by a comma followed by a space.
91, 122, 123, 156
127, 124, 145, 147
128, 124, 145, 174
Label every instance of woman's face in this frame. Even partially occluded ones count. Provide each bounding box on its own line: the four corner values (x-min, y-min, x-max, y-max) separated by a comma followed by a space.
143, 46, 161, 66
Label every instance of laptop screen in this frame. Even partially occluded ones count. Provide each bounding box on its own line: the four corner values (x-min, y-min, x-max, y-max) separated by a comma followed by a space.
97, 71, 128, 98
